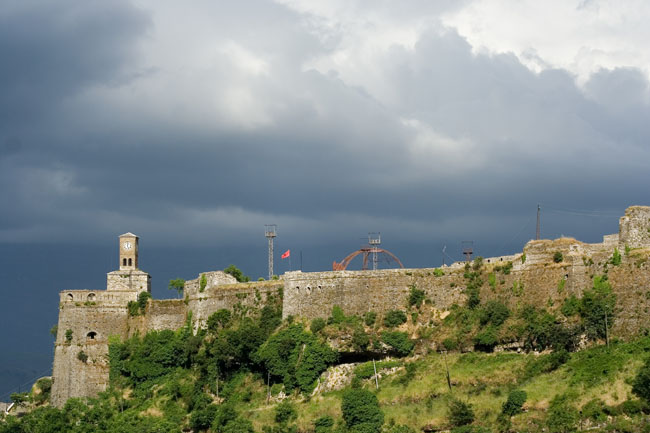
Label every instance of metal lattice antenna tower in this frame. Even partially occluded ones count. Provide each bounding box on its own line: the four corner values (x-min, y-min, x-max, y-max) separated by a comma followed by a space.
368, 233, 381, 271
462, 240, 474, 262
265, 225, 277, 280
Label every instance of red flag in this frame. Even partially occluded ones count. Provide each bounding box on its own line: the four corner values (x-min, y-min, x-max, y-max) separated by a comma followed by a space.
281, 249, 290, 259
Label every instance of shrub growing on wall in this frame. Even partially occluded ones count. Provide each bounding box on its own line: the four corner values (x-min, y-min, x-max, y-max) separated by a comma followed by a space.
381, 331, 414, 356
383, 310, 407, 328
364, 311, 377, 326
408, 285, 425, 307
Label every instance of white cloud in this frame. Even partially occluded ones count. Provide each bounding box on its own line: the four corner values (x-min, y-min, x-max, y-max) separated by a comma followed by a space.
442, 0, 650, 84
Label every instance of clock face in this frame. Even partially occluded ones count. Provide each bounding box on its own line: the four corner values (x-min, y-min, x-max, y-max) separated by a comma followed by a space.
123, 241, 132, 250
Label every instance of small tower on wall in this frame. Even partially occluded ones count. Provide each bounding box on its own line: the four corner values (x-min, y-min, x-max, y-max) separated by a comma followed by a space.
119, 232, 138, 270
106, 232, 151, 293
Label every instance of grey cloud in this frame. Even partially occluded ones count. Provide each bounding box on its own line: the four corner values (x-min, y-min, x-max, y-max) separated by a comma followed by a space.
0, 2, 649, 253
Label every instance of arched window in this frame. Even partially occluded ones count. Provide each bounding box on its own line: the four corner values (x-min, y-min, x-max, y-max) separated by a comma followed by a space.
67, 293, 73, 301
123, 258, 127, 266
128, 258, 132, 266
87, 331, 97, 340
87, 293, 96, 302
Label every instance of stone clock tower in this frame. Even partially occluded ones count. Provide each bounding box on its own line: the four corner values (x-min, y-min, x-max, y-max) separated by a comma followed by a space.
119, 232, 138, 270
106, 232, 151, 293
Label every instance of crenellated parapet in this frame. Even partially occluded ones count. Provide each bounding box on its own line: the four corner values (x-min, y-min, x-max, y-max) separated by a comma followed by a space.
50, 206, 650, 407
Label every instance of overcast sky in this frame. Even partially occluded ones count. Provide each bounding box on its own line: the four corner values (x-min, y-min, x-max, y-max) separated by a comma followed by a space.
1, 0, 649, 397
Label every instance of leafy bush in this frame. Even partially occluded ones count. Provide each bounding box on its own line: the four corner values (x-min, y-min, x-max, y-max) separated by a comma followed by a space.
546, 394, 578, 433
442, 338, 458, 351
408, 285, 425, 307
190, 404, 218, 431
501, 390, 526, 416
329, 305, 347, 325
137, 291, 151, 311
633, 356, 650, 403
448, 398, 474, 427
463, 269, 483, 309
381, 331, 414, 356
553, 252, 563, 263
619, 399, 644, 416
341, 388, 384, 433
581, 399, 606, 423
77, 350, 88, 363
274, 400, 297, 424
611, 248, 622, 266
364, 311, 377, 326
561, 295, 580, 317
65, 329, 73, 343
433, 268, 444, 277
208, 309, 232, 332
383, 310, 407, 328
523, 350, 570, 379
200, 274, 207, 292
224, 265, 250, 283
33, 378, 52, 404
473, 326, 499, 352
314, 415, 335, 433
127, 301, 140, 316
352, 328, 370, 351
310, 317, 326, 334
478, 300, 510, 327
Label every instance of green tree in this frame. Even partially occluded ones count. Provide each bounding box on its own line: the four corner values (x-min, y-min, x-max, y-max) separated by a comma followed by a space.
224, 265, 250, 283
341, 388, 384, 433
580, 275, 616, 340
49, 324, 58, 339
168, 278, 185, 298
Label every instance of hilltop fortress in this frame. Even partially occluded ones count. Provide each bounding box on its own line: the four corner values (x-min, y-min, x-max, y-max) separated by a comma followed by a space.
51, 206, 650, 407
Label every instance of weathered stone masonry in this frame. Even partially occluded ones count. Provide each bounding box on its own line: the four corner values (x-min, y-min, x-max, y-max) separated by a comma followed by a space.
51, 207, 650, 406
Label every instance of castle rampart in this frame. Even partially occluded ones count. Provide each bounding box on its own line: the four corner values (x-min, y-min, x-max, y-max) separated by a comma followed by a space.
51, 206, 650, 407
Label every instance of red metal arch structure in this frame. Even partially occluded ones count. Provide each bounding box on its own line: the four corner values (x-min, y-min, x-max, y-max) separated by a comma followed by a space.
332, 247, 405, 271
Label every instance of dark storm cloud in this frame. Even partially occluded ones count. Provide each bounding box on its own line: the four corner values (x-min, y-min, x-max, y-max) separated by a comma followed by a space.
0, 1, 149, 125
0, 1, 649, 250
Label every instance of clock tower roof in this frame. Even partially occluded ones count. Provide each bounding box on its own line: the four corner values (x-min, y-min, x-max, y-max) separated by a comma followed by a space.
119, 232, 138, 238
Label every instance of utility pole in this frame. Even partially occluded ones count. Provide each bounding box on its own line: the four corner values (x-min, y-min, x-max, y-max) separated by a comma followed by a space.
536, 204, 541, 240
265, 225, 277, 280
605, 310, 610, 349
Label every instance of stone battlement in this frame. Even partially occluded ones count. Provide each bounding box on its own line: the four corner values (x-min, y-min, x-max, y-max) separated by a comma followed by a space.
50, 206, 650, 407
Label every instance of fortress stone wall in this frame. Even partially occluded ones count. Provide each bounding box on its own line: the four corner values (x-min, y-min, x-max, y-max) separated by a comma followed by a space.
51, 207, 650, 406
